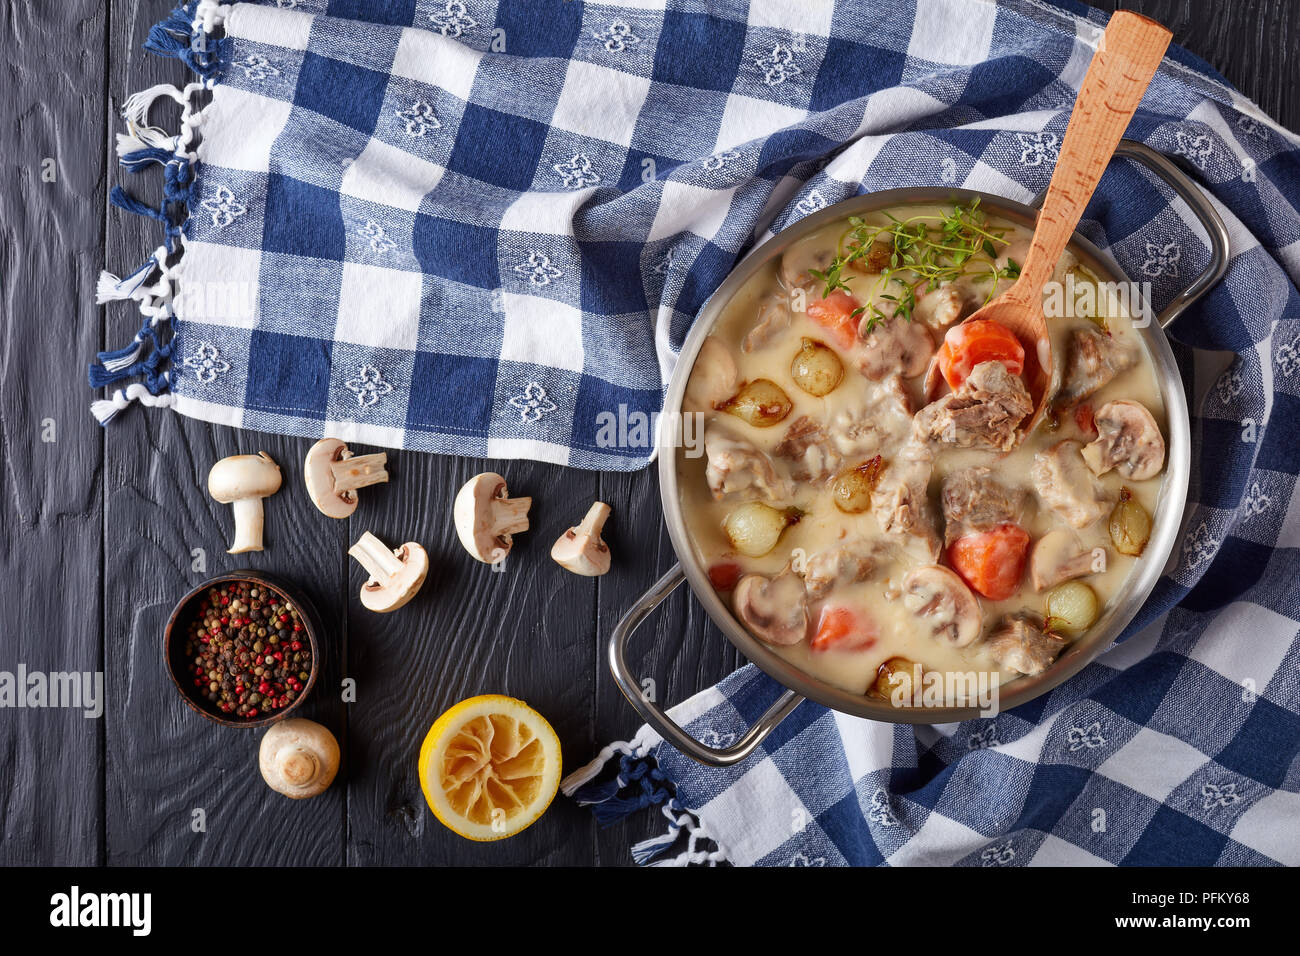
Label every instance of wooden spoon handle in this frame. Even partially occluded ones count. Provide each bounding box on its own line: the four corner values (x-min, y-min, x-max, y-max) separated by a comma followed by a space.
1018, 12, 1172, 294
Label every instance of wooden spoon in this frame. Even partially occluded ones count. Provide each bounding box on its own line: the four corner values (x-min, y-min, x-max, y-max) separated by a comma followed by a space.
941, 12, 1171, 433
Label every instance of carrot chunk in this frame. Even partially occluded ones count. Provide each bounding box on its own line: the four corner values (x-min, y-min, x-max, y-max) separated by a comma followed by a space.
946, 523, 1031, 601
805, 289, 862, 350
810, 605, 878, 653
937, 319, 1025, 390
708, 562, 742, 592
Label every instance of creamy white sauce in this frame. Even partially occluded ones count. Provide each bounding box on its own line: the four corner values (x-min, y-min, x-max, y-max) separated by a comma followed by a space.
678, 205, 1166, 701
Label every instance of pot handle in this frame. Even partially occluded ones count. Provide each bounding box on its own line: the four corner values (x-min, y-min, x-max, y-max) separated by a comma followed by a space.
1033, 139, 1230, 330
608, 563, 805, 767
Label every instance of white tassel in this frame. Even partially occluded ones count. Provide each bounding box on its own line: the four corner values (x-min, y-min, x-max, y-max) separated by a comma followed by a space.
91, 383, 175, 425
120, 84, 187, 149
559, 740, 641, 796
95, 253, 162, 304
115, 131, 153, 159
194, 0, 229, 34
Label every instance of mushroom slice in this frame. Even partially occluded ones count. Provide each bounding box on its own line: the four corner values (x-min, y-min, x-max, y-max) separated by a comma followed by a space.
551, 502, 612, 576
984, 615, 1067, 677
304, 438, 389, 518
902, 566, 981, 648
683, 336, 739, 414
348, 531, 429, 612
1081, 400, 1165, 481
208, 452, 282, 554
453, 472, 531, 563
1030, 528, 1103, 592
259, 718, 340, 799
732, 569, 809, 647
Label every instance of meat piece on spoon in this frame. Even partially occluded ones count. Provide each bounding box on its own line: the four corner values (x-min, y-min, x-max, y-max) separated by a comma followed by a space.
927, 13, 1171, 440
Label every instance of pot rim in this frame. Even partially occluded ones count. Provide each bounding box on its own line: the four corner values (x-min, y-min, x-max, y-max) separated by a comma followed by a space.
655, 186, 1192, 723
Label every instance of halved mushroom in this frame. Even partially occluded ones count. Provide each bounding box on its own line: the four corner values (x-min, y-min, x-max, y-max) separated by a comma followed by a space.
453, 472, 531, 563
902, 566, 981, 647
984, 614, 1067, 677
208, 452, 282, 554
1030, 528, 1104, 592
348, 531, 429, 612
732, 569, 809, 647
259, 718, 339, 799
551, 502, 611, 576
304, 438, 389, 518
1081, 400, 1165, 480
683, 336, 739, 413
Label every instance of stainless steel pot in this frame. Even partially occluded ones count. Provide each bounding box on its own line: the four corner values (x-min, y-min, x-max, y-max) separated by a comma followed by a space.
612, 141, 1230, 766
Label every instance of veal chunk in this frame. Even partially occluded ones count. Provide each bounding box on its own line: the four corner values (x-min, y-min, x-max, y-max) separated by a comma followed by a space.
1056, 326, 1135, 408
803, 539, 882, 600
1031, 439, 1108, 528
913, 361, 1032, 452
870, 438, 941, 562
984, 615, 1067, 676
856, 316, 934, 381
773, 416, 839, 481
941, 467, 1026, 545
704, 426, 790, 502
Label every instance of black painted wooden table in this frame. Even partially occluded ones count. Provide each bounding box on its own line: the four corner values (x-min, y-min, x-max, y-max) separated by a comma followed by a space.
1, 0, 1295, 866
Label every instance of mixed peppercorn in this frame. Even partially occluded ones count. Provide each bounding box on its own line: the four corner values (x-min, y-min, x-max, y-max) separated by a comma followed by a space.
180, 581, 312, 719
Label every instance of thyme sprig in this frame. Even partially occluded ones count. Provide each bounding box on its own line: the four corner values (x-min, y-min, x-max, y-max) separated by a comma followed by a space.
807, 199, 1022, 334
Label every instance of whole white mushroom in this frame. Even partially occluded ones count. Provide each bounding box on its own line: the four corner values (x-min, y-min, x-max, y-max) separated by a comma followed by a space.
259, 718, 339, 799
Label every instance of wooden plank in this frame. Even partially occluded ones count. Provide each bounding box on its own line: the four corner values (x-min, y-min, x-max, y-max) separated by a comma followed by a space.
101, 0, 348, 865
1091, 0, 1299, 131
0, 0, 108, 866
344, 457, 599, 864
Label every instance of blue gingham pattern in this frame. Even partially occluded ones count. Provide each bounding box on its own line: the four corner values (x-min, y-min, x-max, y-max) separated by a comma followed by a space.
109, 0, 1297, 472
542, 2, 1295, 864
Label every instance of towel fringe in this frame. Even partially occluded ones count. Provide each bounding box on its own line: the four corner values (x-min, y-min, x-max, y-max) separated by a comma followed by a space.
562, 738, 730, 866
91, 1, 227, 425
92, 382, 177, 426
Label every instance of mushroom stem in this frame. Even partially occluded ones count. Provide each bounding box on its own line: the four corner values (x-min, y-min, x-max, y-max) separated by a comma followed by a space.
492, 496, 532, 536
575, 501, 611, 538
229, 497, 266, 554
348, 531, 405, 580
276, 746, 319, 788
330, 452, 389, 493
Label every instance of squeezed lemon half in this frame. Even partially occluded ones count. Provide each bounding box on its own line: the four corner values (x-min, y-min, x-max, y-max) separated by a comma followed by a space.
418, 695, 562, 841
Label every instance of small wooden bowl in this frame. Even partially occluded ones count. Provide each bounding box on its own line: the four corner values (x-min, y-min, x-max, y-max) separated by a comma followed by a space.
163, 571, 323, 729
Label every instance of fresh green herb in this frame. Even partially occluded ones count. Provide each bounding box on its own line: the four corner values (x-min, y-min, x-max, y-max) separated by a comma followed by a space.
813, 199, 1022, 333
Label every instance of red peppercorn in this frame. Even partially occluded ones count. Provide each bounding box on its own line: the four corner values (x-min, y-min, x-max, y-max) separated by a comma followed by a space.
290, 641, 302, 651
279, 613, 290, 623
220, 616, 229, 625
293, 624, 302, 632
247, 708, 258, 717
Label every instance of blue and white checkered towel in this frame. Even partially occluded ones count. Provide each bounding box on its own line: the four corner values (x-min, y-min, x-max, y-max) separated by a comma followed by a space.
98, 0, 1300, 864
540, 3, 1294, 865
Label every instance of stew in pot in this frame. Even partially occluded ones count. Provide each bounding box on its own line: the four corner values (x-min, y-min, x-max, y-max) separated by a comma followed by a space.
678, 201, 1166, 704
